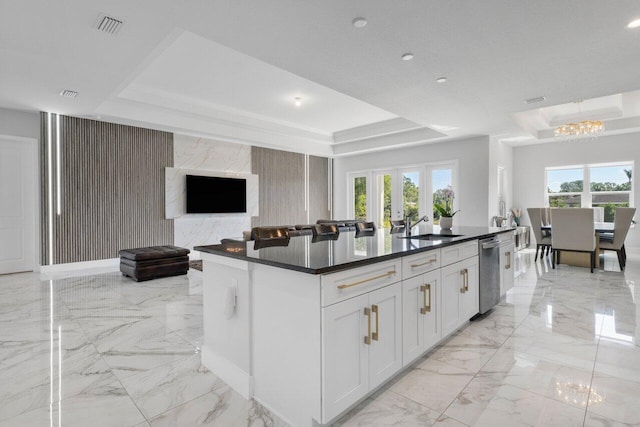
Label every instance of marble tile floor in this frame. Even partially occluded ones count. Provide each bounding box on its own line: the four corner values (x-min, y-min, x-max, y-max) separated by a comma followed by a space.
1, 249, 639, 426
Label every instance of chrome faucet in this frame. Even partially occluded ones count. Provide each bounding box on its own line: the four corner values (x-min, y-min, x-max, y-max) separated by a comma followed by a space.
406, 215, 429, 236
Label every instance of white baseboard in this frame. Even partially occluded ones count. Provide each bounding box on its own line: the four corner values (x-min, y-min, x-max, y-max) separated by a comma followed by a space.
40, 258, 119, 274
201, 345, 253, 399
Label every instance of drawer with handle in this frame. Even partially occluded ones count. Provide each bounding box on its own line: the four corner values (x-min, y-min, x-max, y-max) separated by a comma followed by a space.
321, 259, 402, 307
402, 249, 441, 279
440, 240, 478, 267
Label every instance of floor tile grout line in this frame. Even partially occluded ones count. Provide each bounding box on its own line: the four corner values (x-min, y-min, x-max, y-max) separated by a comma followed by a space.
582, 306, 604, 427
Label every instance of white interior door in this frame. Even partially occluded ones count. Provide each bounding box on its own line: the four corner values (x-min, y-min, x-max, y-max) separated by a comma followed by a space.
0, 136, 36, 274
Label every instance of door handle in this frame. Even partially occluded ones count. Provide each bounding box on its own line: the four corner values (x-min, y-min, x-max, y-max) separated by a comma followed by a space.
460, 270, 466, 293
506, 252, 511, 270
420, 284, 431, 314
364, 307, 371, 345
372, 304, 379, 341
464, 268, 469, 292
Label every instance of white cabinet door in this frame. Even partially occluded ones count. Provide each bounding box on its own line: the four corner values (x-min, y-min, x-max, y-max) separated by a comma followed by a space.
402, 275, 424, 365
500, 244, 515, 295
440, 262, 464, 337
460, 257, 479, 321
322, 293, 369, 422
422, 270, 441, 352
402, 270, 441, 366
440, 256, 479, 337
368, 283, 402, 389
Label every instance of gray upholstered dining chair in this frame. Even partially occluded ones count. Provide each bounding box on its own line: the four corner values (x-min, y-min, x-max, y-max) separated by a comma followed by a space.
599, 207, 636, 271
527, 207, 552, 261
551, 208, 596, 273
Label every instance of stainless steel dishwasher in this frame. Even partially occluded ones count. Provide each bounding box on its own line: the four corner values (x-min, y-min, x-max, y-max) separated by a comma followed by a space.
478, 234, 509, 314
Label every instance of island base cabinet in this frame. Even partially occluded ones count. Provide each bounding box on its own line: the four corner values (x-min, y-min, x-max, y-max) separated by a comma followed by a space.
402, 270, 440, 366
440, 256, 479, 337
321, 283, 402, 423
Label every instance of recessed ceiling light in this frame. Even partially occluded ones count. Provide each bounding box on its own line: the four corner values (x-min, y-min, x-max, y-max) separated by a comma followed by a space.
401, 53, 414, 61
294, 97, 302, 107
628, 18, 640, 28
59, 89, 78, 98
352, 17, 367, 28
430, 124, 458, 132
436, 77, 448, 83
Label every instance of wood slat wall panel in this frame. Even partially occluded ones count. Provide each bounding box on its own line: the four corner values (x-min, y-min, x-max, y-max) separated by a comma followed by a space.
40, 114, 173, 264
251, 146, 306, 228
251, 147, 331, 228
309, 155, 331, 222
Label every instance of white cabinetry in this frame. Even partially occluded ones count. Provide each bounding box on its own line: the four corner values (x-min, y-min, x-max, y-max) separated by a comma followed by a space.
402, 269, 440, 365
321, 270, 402, 422
499, 235, 515, 296
440, 252, 479, 337
202, 237, 489, 427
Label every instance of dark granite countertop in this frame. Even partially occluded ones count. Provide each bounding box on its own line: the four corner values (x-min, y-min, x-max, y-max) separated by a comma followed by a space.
195, 225, 514, 275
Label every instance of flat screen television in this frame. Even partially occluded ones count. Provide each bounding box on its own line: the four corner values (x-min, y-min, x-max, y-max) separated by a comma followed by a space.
186, 174, 247, 214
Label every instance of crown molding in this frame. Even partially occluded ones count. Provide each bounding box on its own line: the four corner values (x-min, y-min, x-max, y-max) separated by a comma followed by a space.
332, 117, 421, 143
333, 127, 446, 156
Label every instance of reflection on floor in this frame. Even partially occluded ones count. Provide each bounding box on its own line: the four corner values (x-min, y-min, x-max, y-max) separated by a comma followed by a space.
0, 249, 638, 426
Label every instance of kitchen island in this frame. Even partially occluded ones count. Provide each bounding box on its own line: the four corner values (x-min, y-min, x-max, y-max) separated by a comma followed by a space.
195, 226, 513, 427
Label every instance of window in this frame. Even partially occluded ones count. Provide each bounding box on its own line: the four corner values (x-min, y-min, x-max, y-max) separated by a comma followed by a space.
430, 167, 454, 225
590, 165, 633, 222
402, 171, 420, 224
353, 176, 367, 221
545, 163, 633, 221
348, 162, 457, 227
547, 167, 583, 208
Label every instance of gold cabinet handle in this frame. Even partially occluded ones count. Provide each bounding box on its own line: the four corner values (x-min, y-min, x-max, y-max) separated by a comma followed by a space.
337, 270, 396, 290
410, 258, 437, 268
464, 268, 469, 292
420, 284, 431, 314
460, 269, 466, 293
372, 304, 379, 341
364, 307, 371, 345
506, 252, 511, 270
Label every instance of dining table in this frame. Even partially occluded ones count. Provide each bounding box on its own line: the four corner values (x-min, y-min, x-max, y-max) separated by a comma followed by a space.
540, 221, 614, 268
541, 222, 614, 234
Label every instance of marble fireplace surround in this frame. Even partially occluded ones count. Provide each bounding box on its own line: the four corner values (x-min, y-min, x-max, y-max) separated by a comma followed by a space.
165, 167, 258, 252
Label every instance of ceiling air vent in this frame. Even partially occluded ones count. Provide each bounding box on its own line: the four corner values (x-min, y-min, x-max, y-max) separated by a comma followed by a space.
59, 89, 78, 99
524, 96, 546, 105
95, 14, 124, 35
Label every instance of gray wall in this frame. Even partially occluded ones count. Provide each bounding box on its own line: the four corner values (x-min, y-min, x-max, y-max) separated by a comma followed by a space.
40, 114, 174, 264
0, 108, 39, 139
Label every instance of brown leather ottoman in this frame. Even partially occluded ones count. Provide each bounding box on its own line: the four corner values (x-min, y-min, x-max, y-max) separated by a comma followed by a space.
119, 245, 190, 282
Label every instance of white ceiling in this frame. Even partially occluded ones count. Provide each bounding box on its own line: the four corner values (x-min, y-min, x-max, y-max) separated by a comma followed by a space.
2, 1, 640, 155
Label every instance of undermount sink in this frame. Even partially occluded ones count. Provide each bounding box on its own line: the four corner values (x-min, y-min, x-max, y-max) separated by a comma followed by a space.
401, 233, 464, 241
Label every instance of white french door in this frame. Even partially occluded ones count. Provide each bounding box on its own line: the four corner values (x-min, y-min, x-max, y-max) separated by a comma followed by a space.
426, 163, 456, 225
373, 168, 423, 227
0, 136, 37, 274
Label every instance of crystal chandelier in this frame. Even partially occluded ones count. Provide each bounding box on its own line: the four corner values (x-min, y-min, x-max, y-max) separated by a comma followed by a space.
554, 101, 605, 140
554, 120, 604, 139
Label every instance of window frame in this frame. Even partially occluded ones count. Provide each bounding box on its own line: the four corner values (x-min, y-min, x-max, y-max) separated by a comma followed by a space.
346, 161, 458, 225
545, 162, 634, 219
